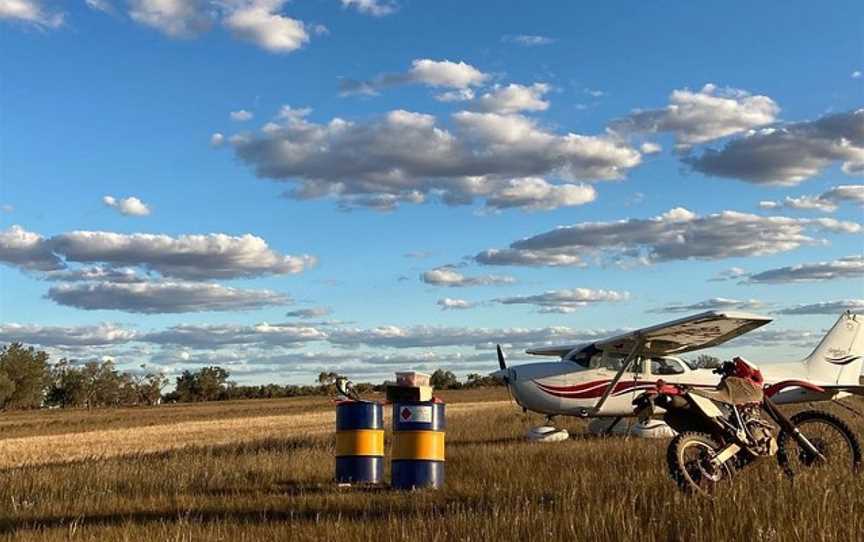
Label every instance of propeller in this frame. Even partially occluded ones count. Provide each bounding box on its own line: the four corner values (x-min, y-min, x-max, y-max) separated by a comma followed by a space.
495, 344, 511, 385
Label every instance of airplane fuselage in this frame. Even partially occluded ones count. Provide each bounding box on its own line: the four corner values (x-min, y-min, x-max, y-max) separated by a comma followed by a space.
505, 357, 839, 418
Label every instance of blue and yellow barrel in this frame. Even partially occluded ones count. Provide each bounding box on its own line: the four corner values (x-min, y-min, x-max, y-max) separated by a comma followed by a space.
391, 400, 446, 489
335, 401, 384, 484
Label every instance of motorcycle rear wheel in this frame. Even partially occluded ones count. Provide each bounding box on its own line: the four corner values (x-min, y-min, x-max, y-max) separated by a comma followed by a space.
667, 432, 733, 496
776, 410, 862, 478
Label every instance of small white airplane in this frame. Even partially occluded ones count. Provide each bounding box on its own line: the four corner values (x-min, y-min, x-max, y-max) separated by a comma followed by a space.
493, 311, 864, 436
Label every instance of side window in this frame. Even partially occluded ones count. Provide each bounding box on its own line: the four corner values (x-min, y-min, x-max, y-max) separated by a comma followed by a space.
589, 352, 643, 373
651, 357, 685, 376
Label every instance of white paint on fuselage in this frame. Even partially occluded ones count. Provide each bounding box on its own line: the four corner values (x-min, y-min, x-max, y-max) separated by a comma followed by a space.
503, 357, 835, 418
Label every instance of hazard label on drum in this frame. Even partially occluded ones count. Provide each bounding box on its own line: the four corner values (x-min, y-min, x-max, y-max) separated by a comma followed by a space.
399, 405, 432, 423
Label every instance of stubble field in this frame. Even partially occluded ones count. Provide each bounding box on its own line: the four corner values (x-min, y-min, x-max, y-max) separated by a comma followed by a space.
0, 387, 862, 541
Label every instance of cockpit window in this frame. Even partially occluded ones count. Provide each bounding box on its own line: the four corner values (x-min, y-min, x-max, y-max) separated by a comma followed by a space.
651, 357, 686, 375
589, 352, 642, 373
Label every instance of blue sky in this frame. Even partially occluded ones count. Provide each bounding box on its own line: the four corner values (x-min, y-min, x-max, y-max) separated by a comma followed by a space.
1, 0, 862, 384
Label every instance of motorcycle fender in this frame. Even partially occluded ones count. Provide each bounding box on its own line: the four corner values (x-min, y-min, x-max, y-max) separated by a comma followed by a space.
688, 393, 724, 419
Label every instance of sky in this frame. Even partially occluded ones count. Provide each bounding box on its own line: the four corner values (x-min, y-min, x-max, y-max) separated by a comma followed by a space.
0, 0, 862, 385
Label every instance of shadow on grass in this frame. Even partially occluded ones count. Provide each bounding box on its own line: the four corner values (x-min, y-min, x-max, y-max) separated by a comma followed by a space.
0, 436, 330, 475
0, 495, 488, 534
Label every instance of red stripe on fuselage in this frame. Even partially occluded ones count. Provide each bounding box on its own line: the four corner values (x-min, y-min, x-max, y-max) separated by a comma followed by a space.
534, 379, 712, 399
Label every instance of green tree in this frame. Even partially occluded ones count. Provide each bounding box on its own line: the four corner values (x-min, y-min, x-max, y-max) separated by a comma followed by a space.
172, 366, 231, 402
0, 343, 50, 409
430, 369, 460, 390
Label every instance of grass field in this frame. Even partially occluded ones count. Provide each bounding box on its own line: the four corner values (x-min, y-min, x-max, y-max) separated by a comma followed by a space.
0, 388, 862, 541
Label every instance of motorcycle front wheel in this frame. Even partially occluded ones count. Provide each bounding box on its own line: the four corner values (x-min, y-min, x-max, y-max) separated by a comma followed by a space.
667, 432, 734, 496
776, 410, 862, 478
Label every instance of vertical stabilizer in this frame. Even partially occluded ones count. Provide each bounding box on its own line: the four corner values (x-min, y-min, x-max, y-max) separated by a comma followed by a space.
805, 312, 864, 384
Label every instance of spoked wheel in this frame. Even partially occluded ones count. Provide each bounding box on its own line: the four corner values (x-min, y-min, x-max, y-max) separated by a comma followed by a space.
777, 410, 862, 478
667, 432, 733, 496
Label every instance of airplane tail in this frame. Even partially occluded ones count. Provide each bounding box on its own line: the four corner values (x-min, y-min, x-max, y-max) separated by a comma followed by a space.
804, 312, 864, 384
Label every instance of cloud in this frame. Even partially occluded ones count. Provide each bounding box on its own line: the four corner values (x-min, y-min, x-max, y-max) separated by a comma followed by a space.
0, 0, 63, 28
340, 0, 397, 16
48, 230, 315, 280
1, 204, 13, 214
128, 0, 212, 37
142, 322, 327, 347
403, 251, 432, 259
649, 297, 765, 314
495, 288, 629, 313
0, 225, 64, 271
474, 208, 861, 267
774, 299, 864, 315
437, 298, 475, 310
502, 34, 555, 46
227, 107, 641, 211
435, 89, 475, 102
46, 280, 291, 313
853, 71, 862, 79
230, 109, 254, 121
210, 132, 225, 147
482, 177, 597, 211
686, 109, 864, 185
728, 328, 824, 349
610, 84, 779, 148
102, 195, 151, 217
421, 266, 516, 287
223, 0, 309, 53
339, 58, 489, 95
42, 266, 146, 283
759, 185, 864, 213
285, 306, 332, 318
470, 83, 550, 114
640, 142, 662, 154
85, 0, 114, 14
327, 325, 624, 350
708, 266, 747, 282
745, 255, 864, 283
0, 323, 137, 347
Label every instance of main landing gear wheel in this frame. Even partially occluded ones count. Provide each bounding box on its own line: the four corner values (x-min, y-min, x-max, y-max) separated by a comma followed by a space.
667, 432, 733, 496
776, 410, 862, 478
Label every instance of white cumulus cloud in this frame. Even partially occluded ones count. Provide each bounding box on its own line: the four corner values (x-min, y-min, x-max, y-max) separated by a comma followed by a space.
610, 84, 779, 148
103, 196, 152, 217
0, 0, 63, 28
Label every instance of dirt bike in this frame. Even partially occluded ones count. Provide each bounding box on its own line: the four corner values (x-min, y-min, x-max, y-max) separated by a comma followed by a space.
633, 361, 862, 496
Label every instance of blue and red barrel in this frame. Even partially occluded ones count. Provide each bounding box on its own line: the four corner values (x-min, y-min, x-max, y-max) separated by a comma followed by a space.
335, 400, 384, 484
391, 400, 446, 489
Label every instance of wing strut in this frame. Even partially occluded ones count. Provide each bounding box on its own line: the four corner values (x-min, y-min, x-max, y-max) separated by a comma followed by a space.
591, 336, 644, 416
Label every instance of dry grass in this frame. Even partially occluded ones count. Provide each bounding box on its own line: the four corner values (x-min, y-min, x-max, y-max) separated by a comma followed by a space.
0, 389, 862, 541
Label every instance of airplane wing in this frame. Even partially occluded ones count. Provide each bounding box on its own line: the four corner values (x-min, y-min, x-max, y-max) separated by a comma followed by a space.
526, 344, 585, 357
524, 311, 772, 358
594, 311, 773, 356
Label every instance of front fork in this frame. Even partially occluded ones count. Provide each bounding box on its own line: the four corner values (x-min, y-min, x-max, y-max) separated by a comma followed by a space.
762, 397, 826, 462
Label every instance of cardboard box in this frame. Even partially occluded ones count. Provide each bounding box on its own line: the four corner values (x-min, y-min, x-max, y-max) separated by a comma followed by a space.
395, 371, 431, 387
386, 384, 433, 402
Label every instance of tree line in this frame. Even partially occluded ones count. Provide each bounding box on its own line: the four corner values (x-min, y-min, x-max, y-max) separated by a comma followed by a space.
0, 343, 503, 411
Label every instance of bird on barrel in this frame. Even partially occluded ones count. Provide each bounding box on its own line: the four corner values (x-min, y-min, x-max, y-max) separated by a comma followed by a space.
336, 377, 361, 401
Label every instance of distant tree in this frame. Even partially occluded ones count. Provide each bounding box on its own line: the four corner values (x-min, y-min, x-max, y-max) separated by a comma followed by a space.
46, 358, 88, 408
0, 343, 50, 409
463, 373, 501, 388
172, 366, 231, 402
430, 369, 460, 390
317, 371, 338, 386
134, 366, 167, 406
691, 354, 722, 369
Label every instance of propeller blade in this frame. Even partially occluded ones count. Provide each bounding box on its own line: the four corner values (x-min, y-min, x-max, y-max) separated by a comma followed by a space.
496, 344, 507, 371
